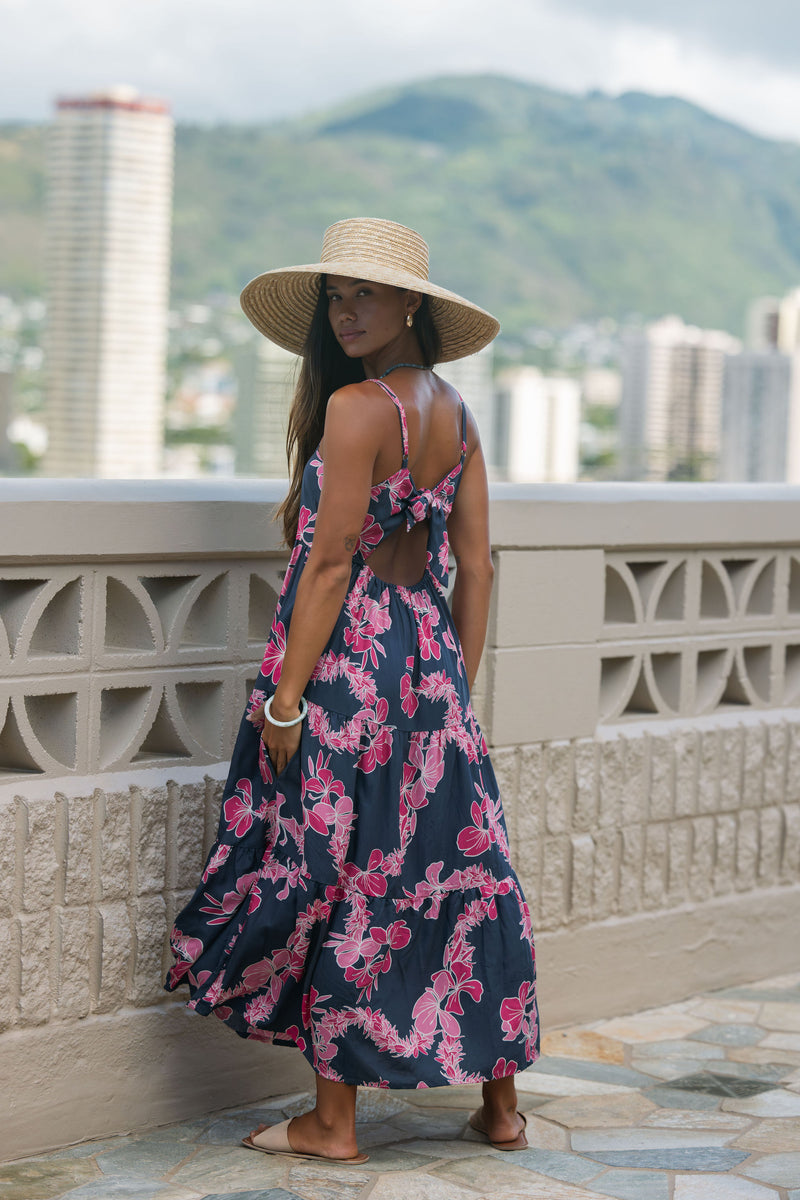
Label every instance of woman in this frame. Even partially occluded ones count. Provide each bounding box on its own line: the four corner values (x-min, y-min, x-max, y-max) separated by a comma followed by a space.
165, 218, 539, 1165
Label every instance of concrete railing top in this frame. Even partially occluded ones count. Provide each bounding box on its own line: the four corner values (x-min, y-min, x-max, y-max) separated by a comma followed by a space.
2, 479, 800, 560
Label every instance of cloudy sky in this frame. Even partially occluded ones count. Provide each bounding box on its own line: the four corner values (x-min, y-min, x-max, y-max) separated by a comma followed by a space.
3, 0, 799, 142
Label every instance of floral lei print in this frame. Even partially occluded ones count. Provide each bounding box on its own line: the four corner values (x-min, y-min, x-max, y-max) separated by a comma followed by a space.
165, 381, 539, 1087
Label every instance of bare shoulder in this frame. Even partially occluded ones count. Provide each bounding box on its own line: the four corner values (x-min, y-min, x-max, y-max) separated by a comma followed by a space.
325, 380, 391, 432
322, 381, 399, 462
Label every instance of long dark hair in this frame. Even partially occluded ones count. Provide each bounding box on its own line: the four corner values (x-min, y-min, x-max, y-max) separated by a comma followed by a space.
276, 277, 442, 546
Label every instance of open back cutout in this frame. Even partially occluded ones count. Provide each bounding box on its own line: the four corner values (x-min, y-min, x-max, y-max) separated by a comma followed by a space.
363, 520, 431, 587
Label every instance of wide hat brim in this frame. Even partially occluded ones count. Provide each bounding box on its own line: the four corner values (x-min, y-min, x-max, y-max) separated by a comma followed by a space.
240, 255, 500, 364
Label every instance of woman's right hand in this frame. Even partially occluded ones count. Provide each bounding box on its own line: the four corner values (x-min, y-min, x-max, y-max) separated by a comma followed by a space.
260, 698, 304, 776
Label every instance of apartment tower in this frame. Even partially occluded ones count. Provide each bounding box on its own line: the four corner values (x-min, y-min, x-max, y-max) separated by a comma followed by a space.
619, 316, 741, 480
43, 87, 173, 476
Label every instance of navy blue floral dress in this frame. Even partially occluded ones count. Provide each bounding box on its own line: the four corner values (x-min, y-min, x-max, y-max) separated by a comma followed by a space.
165, 380, 539, 1088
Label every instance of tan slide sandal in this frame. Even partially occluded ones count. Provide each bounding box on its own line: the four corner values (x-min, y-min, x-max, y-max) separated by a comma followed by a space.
241, 1118, 369, 1165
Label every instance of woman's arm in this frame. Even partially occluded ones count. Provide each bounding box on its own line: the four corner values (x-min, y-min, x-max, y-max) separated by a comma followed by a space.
263, 384, 384, 773
446, 410, 495, 693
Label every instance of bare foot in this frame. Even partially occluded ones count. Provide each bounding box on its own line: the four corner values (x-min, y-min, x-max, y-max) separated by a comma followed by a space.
474, 1103, 527, 1146
249, 1110, 361, 1161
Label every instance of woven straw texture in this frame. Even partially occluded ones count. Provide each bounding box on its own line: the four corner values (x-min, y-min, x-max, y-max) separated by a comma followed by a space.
240, 218, 499, 363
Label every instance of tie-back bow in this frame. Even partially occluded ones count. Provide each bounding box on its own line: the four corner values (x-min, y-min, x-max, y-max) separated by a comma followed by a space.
403, 488, 452, 591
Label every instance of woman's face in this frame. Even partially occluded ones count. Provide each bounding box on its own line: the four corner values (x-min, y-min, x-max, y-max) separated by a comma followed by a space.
326, 275, 416, 360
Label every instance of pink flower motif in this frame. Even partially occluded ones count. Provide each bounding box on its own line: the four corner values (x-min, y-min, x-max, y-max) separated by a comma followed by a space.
244, 993, 275, 1025
304, 750, 347, 804
296, 504, 315, 546
357, 722, 393, 773
411, 969, 461, 1039
500, 980, 536, 1041
400, 672, 419, 717
199, 871, 258, 924
343, 848, 387, 897
383, 471, 415, 510
492, 1057, 517, 1079
456, 800, 492, 858
202, 842, 232, 882
417, 612, 442, 661
408, 738, 445, 808
223, 779, 257, 838
261, 621, 287, 683
442, 960, 483, 1015
356, 514, 384, 556
305, 791, 353, 839
344, 589, 392, 668
301, 984, 332, 1028
246, 689, 266, 729
326, 929, 374, 970
170, 928, 204, 962
382, 920, 411, 950
281, 1023, 307, 1052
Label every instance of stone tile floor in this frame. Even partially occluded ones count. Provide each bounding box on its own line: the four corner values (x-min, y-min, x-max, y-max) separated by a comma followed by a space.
4, 973, 800, 1199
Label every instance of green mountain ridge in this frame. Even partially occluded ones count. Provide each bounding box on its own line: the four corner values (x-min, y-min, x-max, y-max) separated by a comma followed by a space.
2, 73, 800, 336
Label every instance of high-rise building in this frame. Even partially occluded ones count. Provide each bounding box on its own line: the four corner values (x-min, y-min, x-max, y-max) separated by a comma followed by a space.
43, 87, 173, 476
493, 367, 580, 483
745, 296, 781, 350
619, 316, 741, 480
720, 351, 798, 482
233, 339, 299, 478
778, 288, 800, 353
745, 288, 800, 353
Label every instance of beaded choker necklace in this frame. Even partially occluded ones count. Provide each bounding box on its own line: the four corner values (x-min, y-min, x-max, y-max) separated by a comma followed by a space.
377, 362, 428, 379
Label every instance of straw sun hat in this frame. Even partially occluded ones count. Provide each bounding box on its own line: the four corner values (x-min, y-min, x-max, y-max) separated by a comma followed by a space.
239, 217, 500, 364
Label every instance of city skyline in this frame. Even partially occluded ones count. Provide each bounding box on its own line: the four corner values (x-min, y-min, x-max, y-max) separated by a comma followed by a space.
3, 0, 800, 144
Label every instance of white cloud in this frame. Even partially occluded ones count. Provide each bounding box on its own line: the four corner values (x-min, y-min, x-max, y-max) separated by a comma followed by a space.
2, 0, 799, 143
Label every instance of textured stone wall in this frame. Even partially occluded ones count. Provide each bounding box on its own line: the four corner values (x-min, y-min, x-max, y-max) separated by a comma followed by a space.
494, 717, 800, 931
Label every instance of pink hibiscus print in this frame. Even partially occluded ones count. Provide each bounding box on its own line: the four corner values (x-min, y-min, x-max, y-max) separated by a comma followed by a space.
223, 779, 257, 838
500, 980, 536, 1041
400, 672, 418, 717
202, 842, 232, 882
411, 970, 461, 1039
170, 928, 204, 962
417, 612, 442, 661
356, 514, 383, 557
261, 620, 286, 683
342, 848, 387, 897
199, 871, 258, 925
357, 722, 393, 773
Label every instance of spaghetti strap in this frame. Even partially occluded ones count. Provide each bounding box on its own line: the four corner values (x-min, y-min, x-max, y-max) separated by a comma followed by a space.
460, 398, 467, 460
369, 378, 408, 467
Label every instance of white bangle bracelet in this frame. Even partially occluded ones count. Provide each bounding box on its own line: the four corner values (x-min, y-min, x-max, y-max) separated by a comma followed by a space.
264, 694, 308, 728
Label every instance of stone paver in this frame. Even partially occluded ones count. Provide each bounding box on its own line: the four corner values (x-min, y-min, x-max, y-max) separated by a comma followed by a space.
732, 1116, 800, 1151
541, 1029, 626, 1063
5, 973, 800, 1200
534, 1091, 657, 1128
673, 1176, 782, 1199
723, 1089, 800, 1117
740, 1151, 800, 1187
590, 1170, 671, 1200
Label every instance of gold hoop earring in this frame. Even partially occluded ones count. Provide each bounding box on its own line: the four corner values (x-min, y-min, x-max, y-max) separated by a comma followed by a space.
406, 313, 413, 328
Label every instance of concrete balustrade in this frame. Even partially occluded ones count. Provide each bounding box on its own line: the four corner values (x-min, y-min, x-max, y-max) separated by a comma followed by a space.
1, 478, 799, 1159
